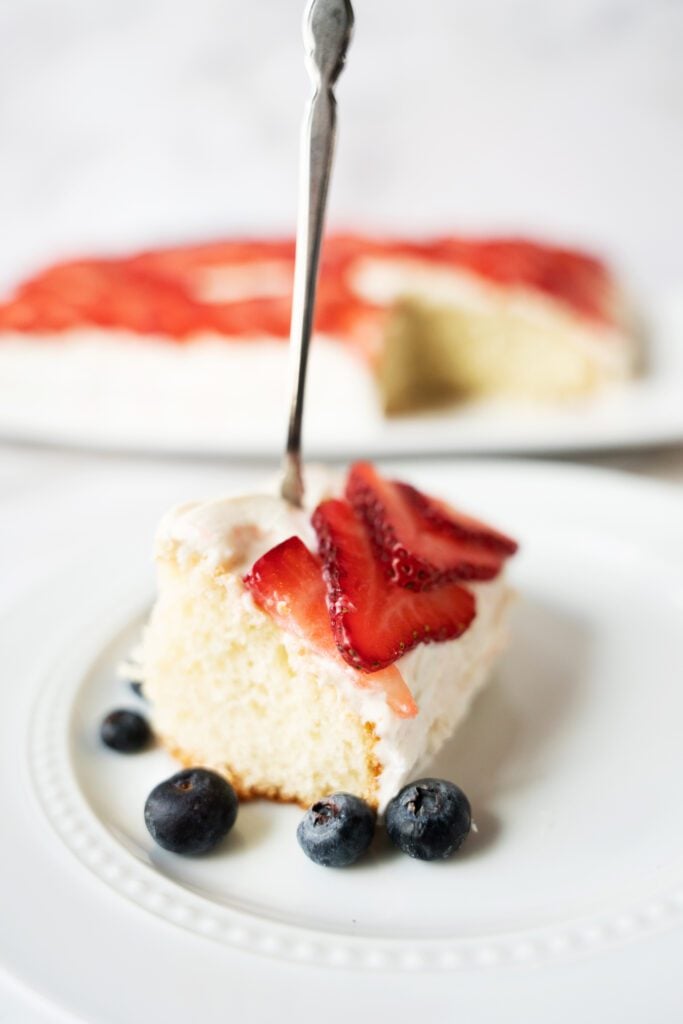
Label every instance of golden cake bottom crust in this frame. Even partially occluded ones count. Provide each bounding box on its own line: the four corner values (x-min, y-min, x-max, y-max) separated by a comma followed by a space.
162, 721, 383, 809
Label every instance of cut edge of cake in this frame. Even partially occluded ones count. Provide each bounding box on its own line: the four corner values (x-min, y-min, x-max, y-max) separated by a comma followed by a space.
365, 265, 638, 415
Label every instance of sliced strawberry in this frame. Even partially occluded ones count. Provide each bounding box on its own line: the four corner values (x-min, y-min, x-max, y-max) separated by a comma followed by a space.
312, 500, 476, 671
347, 461, 517, 587
360, 663, 417, 719
397, 481, 518, 553
243, 537, 417, 718
244, 536, 332, 650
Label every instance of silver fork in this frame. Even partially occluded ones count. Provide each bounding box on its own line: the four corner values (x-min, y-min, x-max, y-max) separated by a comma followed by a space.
280, 0, 354, 508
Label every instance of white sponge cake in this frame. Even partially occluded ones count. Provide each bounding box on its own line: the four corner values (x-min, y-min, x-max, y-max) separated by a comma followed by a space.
141, 464, 517, 811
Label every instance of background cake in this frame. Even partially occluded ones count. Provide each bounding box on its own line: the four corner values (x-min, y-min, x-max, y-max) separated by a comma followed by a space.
0, 234, 637, 428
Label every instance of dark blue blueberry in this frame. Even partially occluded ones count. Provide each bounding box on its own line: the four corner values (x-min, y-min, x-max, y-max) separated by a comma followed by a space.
129, 680, 145, 699
385, 778, 471, 861
297, 793, 376, 867
100, 709, 151, 753
144, 768, 238, 855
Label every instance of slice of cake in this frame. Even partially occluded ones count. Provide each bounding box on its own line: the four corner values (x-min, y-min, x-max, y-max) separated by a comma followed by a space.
0, 235, 637, 439
358, 237, 637, 412
140, 462, 517, 811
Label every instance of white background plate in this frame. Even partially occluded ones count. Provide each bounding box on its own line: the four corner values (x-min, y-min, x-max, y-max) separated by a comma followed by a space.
2, 458, 683, 1021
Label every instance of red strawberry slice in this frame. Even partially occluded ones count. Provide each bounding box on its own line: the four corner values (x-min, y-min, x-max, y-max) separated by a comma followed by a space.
243, 536, 417, 718
347, 462, 517, 588
312, 500, 476, 671
244, 536, 333, 650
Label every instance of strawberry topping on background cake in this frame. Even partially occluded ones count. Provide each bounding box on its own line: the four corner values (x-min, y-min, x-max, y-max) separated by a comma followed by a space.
0, 234, 617, 352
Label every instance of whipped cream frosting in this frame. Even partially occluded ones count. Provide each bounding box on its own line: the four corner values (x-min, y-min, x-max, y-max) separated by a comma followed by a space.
155, 465, 341, 571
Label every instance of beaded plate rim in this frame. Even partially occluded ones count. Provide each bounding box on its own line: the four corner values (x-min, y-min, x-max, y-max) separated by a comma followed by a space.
27, 583, 683, 973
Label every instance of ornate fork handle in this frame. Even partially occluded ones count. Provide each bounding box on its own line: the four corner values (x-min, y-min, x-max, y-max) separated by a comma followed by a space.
281, 0, 354, 508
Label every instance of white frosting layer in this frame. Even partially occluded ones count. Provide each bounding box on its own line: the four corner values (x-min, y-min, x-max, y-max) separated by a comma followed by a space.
157, 495, 314, 572
0, 332, 376, 454
155, 466, 340, 571
154, 473, 512, 810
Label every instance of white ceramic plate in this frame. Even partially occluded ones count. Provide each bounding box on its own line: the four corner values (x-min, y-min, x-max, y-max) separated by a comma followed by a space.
1, 294, 682, 458
2, 460, 683, 1023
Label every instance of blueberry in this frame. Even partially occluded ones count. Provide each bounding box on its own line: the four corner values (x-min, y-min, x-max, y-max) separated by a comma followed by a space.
385, 778, 471, 861
129, 680, 145, 699
144, 768, 238, 855
100, 709, 151, 753
297, 793, 376, 867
